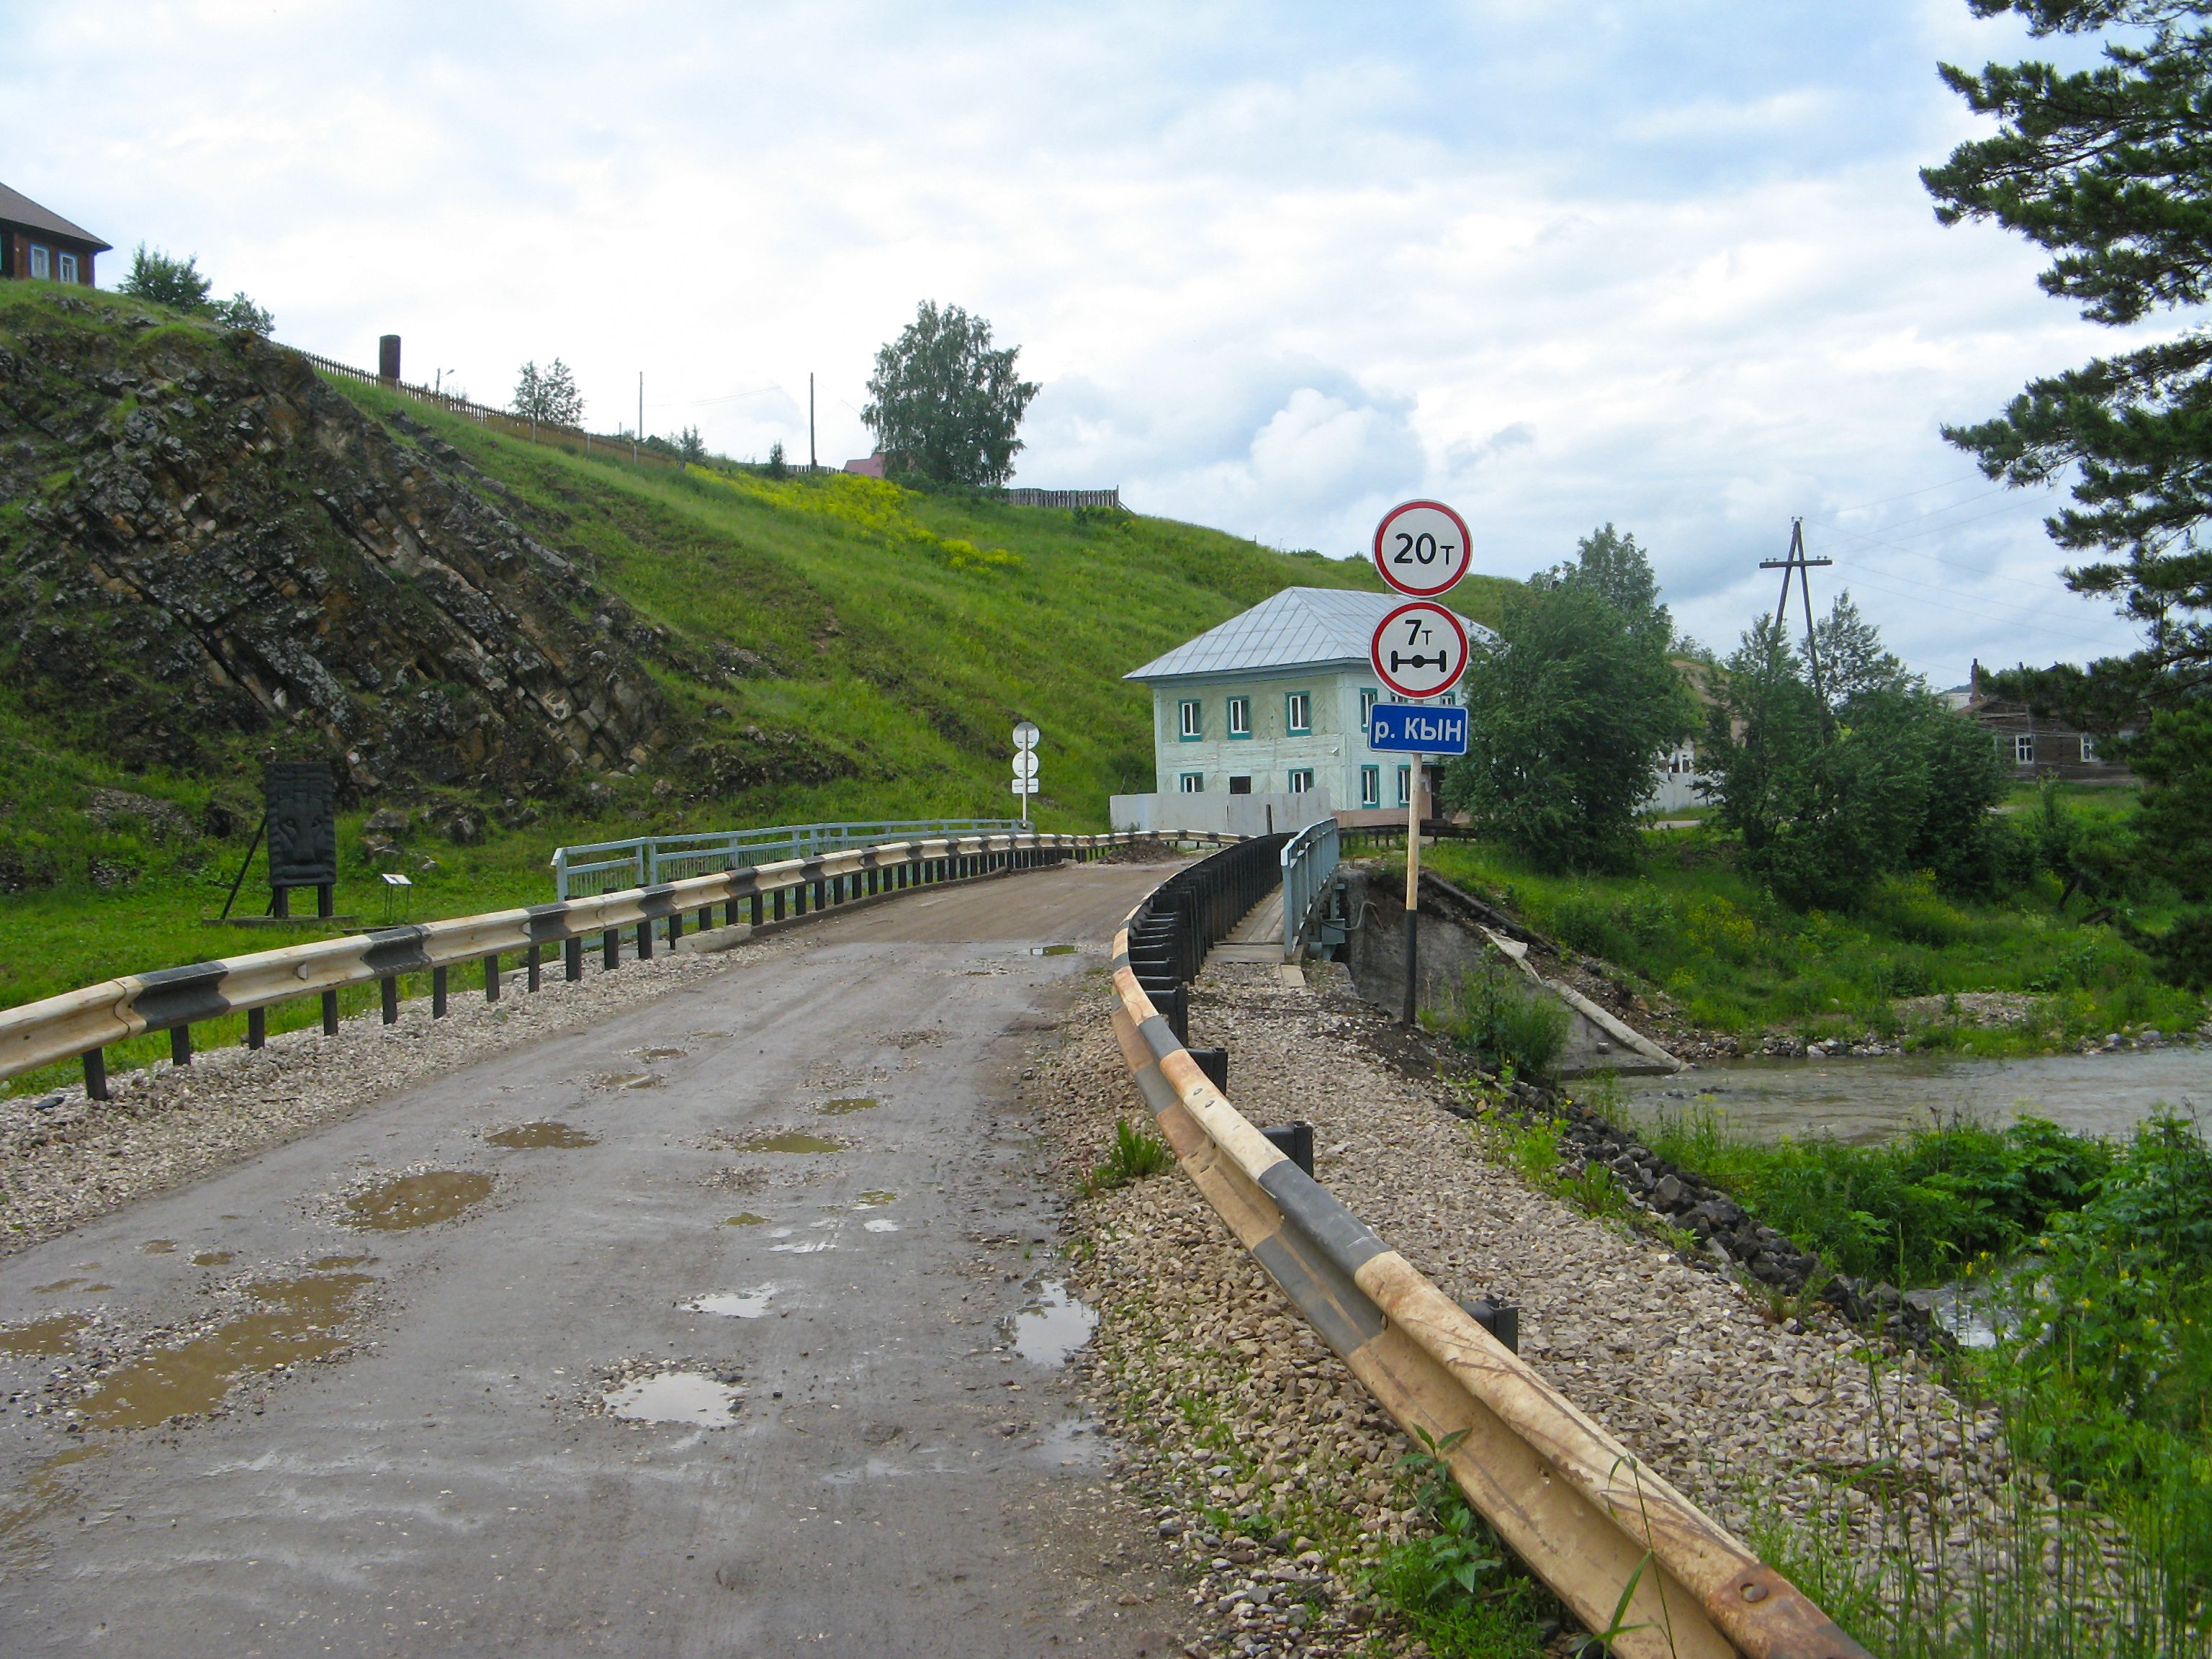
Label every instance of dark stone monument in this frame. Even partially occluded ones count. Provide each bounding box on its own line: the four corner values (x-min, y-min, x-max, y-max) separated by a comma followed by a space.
264, 761, 336, 918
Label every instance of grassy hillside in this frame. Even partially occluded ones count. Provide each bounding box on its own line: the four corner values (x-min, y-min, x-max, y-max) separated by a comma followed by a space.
0, 282, 1529, 1075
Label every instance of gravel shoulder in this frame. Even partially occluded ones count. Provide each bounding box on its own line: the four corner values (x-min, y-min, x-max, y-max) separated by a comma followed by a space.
1030, 957, 2016, 1658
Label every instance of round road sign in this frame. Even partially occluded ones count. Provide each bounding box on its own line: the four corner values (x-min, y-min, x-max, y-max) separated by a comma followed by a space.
1369, 601, 1470, 701
1012, 750, 1039, 779
1372, 500, 1473, 597
1012, 721, 1040, 751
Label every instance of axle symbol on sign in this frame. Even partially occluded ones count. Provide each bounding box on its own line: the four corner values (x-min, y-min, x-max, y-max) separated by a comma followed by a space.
1390, 651, 1449, 672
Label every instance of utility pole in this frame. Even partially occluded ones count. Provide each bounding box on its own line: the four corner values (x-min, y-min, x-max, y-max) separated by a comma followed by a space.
809, 372, 817, 472
1761, 518, 1835, 724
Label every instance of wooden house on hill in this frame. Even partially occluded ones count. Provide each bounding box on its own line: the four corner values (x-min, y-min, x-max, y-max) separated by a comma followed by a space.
1957, 660, 2136, 785
0, 183, 109, 288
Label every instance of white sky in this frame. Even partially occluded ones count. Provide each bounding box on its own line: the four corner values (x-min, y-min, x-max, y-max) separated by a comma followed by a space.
0, 0, 2154, 683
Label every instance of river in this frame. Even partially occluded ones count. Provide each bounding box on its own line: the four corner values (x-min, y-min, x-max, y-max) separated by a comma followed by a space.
1615, 1045, 2212, 1144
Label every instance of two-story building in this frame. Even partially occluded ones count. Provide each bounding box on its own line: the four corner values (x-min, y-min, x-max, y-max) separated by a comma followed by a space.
0, 183, 109, 288
1121, 585, 1494, 826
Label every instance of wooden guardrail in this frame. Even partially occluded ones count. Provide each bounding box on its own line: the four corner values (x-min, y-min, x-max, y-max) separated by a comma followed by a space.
1, 830, 1225, 1097
1107, 889, 1869, 1659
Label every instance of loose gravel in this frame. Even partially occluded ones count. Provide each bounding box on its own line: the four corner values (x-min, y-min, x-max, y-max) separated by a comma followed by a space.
0, 934, 805, 1256
1030, 956, 2035, 1658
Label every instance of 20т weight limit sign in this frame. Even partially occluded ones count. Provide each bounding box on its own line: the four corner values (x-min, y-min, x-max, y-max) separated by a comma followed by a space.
1371, 499, 1473, 598
1369, 601, 1468, 701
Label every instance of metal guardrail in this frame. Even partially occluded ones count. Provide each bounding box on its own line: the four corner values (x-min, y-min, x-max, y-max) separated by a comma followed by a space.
2, 830, 1220, 1099
1106, 873, 1869, 1659
1280, 818, 1339, 962
550, 820, 1028, 900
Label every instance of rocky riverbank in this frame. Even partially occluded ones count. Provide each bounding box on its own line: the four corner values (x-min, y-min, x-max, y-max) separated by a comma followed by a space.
1031, 957, 2031, 1658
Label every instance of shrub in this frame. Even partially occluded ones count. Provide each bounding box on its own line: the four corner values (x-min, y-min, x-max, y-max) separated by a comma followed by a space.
1426, 966, 1572, 1080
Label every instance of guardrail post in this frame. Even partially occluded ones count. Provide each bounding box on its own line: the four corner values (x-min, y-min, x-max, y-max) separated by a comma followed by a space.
636, 920, 653, 961
566, 938, 583, 981
82, 1047, 109, 1100
485, 953, 501, 1002
529, 945, 543, 992
380, 976, 399, 1024
751, 894, 764, 925
170, 1025, 192, 1067
602, 928, 619, 970
667, 910, 683, 945
322, 991, 339, 1034
247, 1007, 266, 1049
432, 966, 449, 1017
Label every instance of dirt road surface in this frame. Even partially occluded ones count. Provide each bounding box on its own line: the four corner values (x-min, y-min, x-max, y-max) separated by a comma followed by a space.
0, 860, 1198, 1658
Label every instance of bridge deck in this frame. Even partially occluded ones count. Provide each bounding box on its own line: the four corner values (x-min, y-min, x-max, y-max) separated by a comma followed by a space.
0, 861, 1195, 1657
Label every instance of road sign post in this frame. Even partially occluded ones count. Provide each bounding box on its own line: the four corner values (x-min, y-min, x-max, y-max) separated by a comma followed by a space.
1012, 721, 1040, 824
1367, 503, 1474, 1023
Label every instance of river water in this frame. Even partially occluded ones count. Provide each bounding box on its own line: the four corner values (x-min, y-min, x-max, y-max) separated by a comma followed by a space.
1616, 1046, 2212, 1145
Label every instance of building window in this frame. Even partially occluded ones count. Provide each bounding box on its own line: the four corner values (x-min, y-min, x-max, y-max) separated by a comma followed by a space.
1360, 765, 1380, 807
28, 245, 50, 280
2080, 735, 2099, 763
1179, 772, 1204, 793
1359, 687, 1379, 734
1395, 765, 1412, 806
1287, 770, 1314, 794
1226, 696, 1251, 737
1228, 776, 1252, 795
1179, 699, 1202, 739
1285, 692, 1311, 734
2015, 734, 2035, 764
56, 251, 78, 283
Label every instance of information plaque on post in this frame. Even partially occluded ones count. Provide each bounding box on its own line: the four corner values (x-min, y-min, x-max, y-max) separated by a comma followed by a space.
264, 761, 338, 919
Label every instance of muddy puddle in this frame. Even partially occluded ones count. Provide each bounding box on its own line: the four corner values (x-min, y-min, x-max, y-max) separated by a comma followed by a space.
141, 1240, 176, 1255
637, 1047, 688, 1061
853, 1190, 896, 1208
818, 1098, 878, 1115
342, 1172, 495, 1231
682, 1286, 777, 1318
724, 1213, 769, 1227
192, 1252, 234, 1267
486, 1122, 598, 1149
78, 1270, 374, 1431
1009, 1280, 1097, 1366
1030, 945, 1078, 957
601, 1372, 742, 1426
0, 1314, 89, 1357
740, 1131, 845, 1155
596, 1072, 661, 1091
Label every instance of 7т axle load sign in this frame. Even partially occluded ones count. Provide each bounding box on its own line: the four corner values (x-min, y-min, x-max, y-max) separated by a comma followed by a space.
1369, 601, 1468, 701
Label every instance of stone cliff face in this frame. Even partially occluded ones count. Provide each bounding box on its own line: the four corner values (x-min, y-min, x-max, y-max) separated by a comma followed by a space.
0, 295, 668, 801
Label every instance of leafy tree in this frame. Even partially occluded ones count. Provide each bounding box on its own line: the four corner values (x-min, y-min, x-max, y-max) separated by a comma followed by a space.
1701, 606, 2013, 910
117, 245, 273, 334
119, 244, 211, 310
676, 425, 705, 463
863, 301, 1039, 487
1923, 0, 2212, 976
766, 441, 788, 480
513, 359, 584, 427
1442, 528, 1694, 874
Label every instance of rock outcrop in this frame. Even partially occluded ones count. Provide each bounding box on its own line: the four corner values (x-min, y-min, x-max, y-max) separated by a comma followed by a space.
0, 293, 667, 800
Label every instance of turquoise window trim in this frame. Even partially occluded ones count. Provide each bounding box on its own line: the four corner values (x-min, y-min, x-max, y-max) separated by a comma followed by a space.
1359, 686, 1379, 734
1285, 691, 1312, 736
1179, 772, 1205, 793
1177, 698, 1203, 741
1287, 768, 1315, 794
1360, 765, 1380, 807
1226, 695, 1253, 739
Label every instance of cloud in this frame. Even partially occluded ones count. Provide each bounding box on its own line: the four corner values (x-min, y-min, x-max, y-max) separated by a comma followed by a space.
0, 0, 2154, 683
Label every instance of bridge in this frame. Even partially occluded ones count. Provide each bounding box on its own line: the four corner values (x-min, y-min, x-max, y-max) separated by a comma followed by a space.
0, 829, 1864, 1657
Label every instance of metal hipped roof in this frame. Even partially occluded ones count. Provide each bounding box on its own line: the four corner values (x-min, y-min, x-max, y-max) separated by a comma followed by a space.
1124, 585, 1494, 683
0, 183, 112, 251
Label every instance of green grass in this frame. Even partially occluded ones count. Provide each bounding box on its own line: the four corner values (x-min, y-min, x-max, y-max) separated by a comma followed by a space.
1413, 815, 2206, 1053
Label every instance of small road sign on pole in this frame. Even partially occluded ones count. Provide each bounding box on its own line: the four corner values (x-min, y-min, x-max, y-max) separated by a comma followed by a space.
1368, 601, 1469, 701
1372, 500, 1474, 597
1010, 722, 1040, 823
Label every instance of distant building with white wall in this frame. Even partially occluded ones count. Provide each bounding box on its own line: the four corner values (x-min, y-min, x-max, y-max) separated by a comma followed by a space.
1115, 587, 1494, 832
